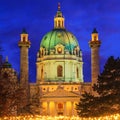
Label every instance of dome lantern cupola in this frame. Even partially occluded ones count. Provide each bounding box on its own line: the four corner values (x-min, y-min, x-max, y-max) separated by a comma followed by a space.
54, 3, 65, 29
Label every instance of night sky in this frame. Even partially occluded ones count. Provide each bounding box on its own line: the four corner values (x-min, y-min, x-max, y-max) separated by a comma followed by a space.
0, 0, 120, 82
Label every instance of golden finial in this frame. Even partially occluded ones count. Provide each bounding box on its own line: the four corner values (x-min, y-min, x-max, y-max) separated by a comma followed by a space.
58, 2, 61, 11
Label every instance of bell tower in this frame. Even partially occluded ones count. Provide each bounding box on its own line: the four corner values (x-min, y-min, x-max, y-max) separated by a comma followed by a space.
18, 29, 31, 87
89, 28, 101, 85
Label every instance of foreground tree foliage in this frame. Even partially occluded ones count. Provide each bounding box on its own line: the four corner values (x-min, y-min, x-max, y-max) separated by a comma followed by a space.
0, 64, 41, 116
0, 51, 41, 116
30, 86, 42, 115
76, 56, 120, 117
0, 68, 25, 116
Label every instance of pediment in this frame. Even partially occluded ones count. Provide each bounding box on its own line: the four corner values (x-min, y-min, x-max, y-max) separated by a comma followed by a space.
42, 87, 80, 98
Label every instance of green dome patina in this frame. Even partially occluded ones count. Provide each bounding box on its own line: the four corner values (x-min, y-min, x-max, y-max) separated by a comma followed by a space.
40, 4, 80, 54
40, 29, 79, 54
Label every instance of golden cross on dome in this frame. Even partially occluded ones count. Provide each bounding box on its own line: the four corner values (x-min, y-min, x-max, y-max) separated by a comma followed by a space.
58, 2, 61, 11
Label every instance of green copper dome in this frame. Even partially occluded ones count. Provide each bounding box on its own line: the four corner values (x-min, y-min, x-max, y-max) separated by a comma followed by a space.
40, 29, 79, 54
40, 4, 80, 54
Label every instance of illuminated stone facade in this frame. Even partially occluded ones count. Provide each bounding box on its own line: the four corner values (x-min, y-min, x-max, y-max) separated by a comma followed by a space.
30, 4, 91, 116
36, 3, 83, 84
19, 4, 100, 116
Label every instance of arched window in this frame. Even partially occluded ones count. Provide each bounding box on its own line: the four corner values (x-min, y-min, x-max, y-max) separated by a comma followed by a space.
58, 103, 63, 109
23, 36, 26, 42
55, 21, 57, 27
76, 49, 78, 55
76, 67, 79, 78
58, 20, 60, 27
94, 36, 97, 41
57, 65, 63, 77
41, 67, 43, 80
62, 20, 63, 27
41, 49, 44, 56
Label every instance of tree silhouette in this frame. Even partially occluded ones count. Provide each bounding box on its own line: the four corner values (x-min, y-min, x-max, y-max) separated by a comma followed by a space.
76, 56, 120, 117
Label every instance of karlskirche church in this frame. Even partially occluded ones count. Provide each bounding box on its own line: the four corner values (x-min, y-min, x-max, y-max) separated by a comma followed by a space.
1, 4, 101, 116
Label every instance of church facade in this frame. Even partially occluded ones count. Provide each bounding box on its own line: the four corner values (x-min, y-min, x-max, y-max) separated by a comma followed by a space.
18, 4, 101, 116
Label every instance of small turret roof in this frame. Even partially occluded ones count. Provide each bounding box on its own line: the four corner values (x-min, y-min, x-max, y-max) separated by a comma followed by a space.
22, 28, 27, 34
2, 57, 12, 68
92, 28, 98, 33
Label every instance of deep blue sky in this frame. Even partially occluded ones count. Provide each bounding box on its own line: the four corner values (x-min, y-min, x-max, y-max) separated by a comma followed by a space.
0, 0, 120, 82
